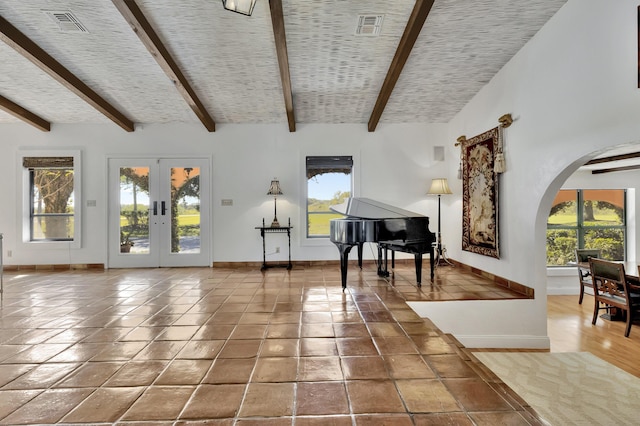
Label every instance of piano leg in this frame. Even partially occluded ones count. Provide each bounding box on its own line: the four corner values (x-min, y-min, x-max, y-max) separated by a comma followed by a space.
377, 245, 390, 278
357, 243, 363, 269
337, 244, 354, 290
429, 246, 435, 282
414, 254, 423, 286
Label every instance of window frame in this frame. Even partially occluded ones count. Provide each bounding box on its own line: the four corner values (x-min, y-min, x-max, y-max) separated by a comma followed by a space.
19, 149, 82, 249
546, 188, 626, 266
301, 153, 359, 245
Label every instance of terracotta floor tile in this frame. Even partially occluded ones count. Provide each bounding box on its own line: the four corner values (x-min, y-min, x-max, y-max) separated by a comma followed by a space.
239, 382, 295, 417
373, 336, 419, 355
203, 358, 257, 384
354, 414, 415, 425
180, 384, 245, 419
177, 340, 225, 359
157, 325, 200, 340
443, 378, 514, 412
395, 379, 461, 413
133, 340, 187, 360
62, 387, 145, 423
252, 357, 298, 382
0, 389, 43, 420
54, 361, 124, 387
296, 381, 350, 415
230, 324, 268, 339
333, 323, 369, 338
236, 418, 293, 425
193, 324, 236, 340
155, 359, 211, 385
105, 360, 167, 386
367, 322, 405, 337
411, 335, 456, 355
2, 343, 70, 363
0, 364, 36, 387
218, 339, 261, 359
346, 380, 406, 414
336, 337, 378, 356
3, 362, 80, 390
121, 386, 195, 420
341, 356, 389, 380
121, 326, 167, 341
426, 354, 479, 378
300, 338, 338, 356
413, 412, 475, 425
90, 341, 148, 361
384, 354, 436, 379
301, 323, 335, 338
260, 338, 299, 357
298, 356, 343, 381
1, 388, 93, 425
295, 415, 353, 425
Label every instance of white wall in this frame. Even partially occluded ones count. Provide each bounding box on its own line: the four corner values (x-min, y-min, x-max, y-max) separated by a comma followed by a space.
425, 0, 640, 347
0, 122, 449, 266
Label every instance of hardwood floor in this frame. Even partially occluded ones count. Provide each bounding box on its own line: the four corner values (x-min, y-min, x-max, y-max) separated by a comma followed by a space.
547, 294, 640, 378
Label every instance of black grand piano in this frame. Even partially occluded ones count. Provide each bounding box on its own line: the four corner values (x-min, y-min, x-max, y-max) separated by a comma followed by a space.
329, 197, 436, 289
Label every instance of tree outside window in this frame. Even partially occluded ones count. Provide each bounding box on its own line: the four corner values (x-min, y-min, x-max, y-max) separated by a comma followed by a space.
26, 157, 75, 241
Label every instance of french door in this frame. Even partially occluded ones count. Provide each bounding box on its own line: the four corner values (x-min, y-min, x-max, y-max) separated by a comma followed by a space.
108, 158, 210, 268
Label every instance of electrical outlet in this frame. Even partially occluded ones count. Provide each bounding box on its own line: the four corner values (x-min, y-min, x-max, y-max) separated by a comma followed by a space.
7, 250, 12, 257
275, 247, 280, 253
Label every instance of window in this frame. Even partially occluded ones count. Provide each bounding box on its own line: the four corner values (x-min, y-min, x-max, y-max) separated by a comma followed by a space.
21, 151, 81, 247
306, 156, 353, 238
546, 189, 625, 266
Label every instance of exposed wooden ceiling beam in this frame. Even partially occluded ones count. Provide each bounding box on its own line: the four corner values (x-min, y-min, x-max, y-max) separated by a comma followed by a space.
586, 151, 640, 165
0, 16, 135, 132
269, 0, 296, 132
368, 0, 435, 132
0, 94, 50, 131
591, 164, 640, 174
113, 0, 216, 132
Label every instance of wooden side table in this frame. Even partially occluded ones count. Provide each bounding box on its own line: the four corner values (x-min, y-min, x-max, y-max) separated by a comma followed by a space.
255, 218, 292, 270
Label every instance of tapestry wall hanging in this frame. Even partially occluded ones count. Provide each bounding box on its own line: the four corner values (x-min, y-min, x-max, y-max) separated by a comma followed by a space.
460, 127, 501, 258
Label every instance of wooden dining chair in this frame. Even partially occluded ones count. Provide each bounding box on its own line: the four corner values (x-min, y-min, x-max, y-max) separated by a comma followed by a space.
575, 249, 601, 304
589, 258, 640, 337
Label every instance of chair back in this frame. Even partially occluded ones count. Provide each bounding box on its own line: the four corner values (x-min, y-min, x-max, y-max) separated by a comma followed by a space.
589, 258, 630, 307
576, 249, 601, 263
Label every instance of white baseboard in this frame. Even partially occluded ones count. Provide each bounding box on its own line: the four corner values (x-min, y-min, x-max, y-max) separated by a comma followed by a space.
455, 334, 550, 349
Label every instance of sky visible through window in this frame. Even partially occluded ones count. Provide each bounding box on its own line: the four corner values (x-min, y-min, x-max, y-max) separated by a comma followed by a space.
308, 173, 350, 200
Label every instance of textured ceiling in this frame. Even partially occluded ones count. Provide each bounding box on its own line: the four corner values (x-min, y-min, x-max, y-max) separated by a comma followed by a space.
0, 0, 568, 130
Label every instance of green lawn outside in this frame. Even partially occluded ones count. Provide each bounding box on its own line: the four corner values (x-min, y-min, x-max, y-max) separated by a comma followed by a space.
308, 213, 343, 236
548, 211, 621, 226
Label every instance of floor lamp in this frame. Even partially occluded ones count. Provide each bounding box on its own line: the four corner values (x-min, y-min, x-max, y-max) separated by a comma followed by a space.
427, 178, 454, 267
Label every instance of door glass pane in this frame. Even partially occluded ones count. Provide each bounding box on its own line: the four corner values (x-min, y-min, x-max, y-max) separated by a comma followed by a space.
120, 167, 150, 254
171, 167, 201, 254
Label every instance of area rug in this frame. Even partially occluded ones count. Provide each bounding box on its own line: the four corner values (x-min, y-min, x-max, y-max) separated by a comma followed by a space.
473, 352, 640, 425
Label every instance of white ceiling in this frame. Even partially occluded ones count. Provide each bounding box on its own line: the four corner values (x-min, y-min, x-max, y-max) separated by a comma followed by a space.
0, 0, 568, 130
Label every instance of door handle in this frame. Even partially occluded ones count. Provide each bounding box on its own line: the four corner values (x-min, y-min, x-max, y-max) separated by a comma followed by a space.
153, 201, 158, 216
161, 201, 166, 215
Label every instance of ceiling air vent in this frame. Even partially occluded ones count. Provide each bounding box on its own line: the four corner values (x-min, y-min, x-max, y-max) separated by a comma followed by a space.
42, 10, 89, 33
355, 14, 384, 36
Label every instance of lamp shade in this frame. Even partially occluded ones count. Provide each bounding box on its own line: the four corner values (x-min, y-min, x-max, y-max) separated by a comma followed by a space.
267, 179, 283, 196
222, 0, 257, 16
427, 178, 452, 195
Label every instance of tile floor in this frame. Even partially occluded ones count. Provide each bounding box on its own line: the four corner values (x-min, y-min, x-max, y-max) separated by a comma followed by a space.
0, 263, 540, 425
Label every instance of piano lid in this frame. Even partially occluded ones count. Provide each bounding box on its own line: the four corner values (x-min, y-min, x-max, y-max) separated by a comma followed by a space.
329, 197, 425, 219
